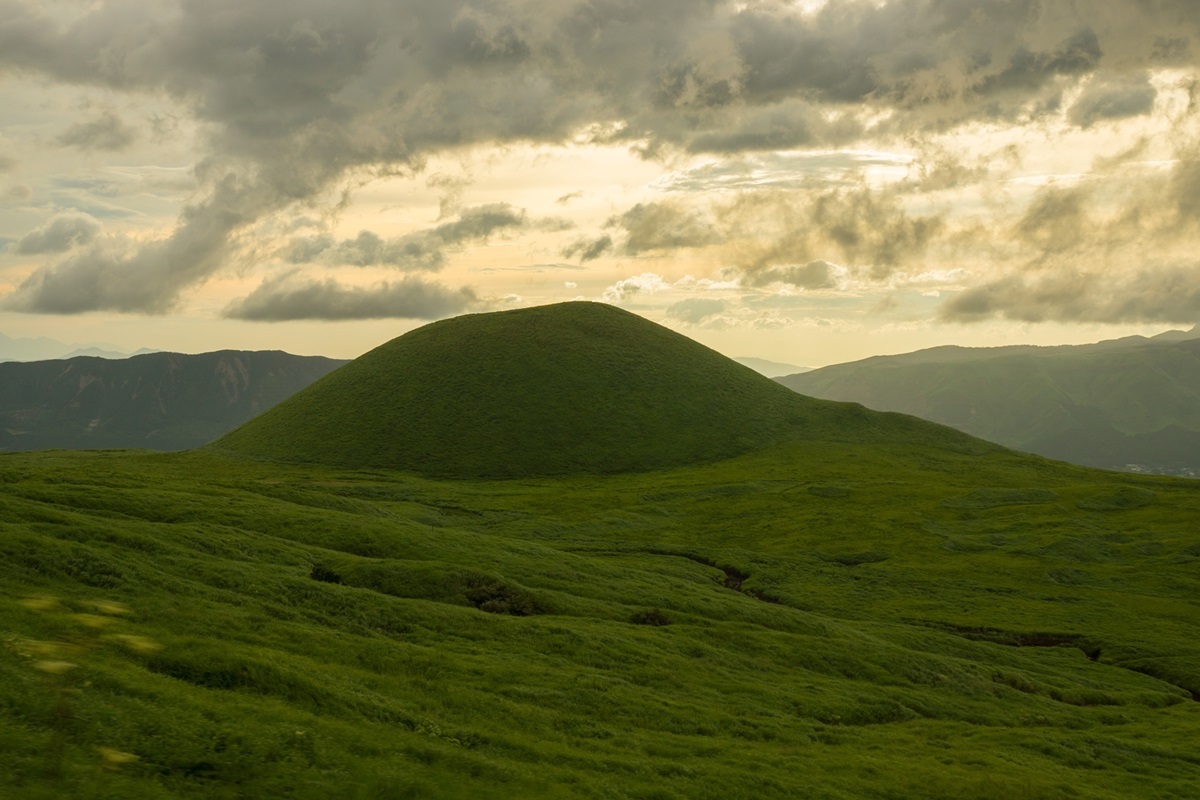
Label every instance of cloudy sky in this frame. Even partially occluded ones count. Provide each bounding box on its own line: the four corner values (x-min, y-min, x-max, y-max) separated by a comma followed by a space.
1, 0, 1198, 366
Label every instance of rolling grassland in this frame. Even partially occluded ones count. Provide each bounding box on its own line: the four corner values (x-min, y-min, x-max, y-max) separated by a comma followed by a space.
3, 304, 1198, 798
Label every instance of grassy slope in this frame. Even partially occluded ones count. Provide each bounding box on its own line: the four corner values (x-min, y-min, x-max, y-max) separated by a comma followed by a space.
2, 445, 1199, 799
780, 339, 1200, 470
213, 302, 987, 477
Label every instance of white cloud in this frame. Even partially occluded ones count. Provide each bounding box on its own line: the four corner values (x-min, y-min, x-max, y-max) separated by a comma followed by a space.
601, 272, 673, 303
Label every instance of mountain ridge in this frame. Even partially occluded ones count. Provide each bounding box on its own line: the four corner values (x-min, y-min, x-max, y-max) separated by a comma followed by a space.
732, 356, 811, 377
779, 332, 1200, 474
0, 349, 347, 451
0, 331, 152, 362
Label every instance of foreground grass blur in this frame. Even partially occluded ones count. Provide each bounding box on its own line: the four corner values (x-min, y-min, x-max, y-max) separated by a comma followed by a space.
1, 444, 1198, 798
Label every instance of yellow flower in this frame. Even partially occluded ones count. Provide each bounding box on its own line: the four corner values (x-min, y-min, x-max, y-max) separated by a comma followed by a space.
33, 660, 78, 675
97, 747, 139, 768
91, 600, 131, 616
18, 596, 61, 613
111, 634, 163, 654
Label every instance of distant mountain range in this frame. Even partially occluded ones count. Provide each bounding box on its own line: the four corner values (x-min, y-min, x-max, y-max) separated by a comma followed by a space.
0, 350, 347, 451
778, 325, 1200, 475
0, 331, 159, 363
732, 357, 810, 377
11, 321, 1200, 474
59, 345, 160, 360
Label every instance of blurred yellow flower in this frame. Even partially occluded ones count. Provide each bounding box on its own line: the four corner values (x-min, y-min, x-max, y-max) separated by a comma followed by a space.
92, 600, 131, 616
18, 596, 61, 613
34, 660, 78, 675
112, 634, 163, 654
97, 747, 139, 768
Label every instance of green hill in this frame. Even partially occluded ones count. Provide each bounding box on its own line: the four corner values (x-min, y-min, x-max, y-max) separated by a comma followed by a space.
0, 351, 346, 452
214, 302, 986, 477
779, 335, 1200, 475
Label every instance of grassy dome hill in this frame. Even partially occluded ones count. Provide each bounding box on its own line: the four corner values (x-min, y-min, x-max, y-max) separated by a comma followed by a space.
213, 302, 988, 477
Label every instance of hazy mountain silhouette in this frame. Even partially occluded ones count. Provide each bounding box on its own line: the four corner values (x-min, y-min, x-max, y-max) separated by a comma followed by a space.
0, 331, 154, 362
0, 350, 347, 451
778, 327, 1200, 474
733, 357, 811, 377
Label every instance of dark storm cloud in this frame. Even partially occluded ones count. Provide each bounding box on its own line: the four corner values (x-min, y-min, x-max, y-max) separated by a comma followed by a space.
1004, 137, 1200, 262
608, 202, 720, 254
1015, 185, 1092, 255
285, 234, 336, 264
436, 203, 528, 240
562, 235, 613, 262
3, 177, 248, 313
563, 201, 719, 262
426, 172, 472, 218
684, 99, 862, 153
56, 110, 137, 152
1, 0, 1198, 313
940, 265, 1200, 325
570, 179, 943, 279
1069, 72, 1158, 128
286, 204, 527, 271
717, 186, 943, 282
806, 189, 943, 275
13, 212, 101, 254
723, 2, 1141, 129
2, 217, 228, 315
741, 260, 840, 290
941, 141, 1200, 324
224, 272, 478, 321
976, 28, 1102, 94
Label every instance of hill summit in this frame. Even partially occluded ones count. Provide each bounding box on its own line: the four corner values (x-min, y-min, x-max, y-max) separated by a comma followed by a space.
213, 302, 984, 477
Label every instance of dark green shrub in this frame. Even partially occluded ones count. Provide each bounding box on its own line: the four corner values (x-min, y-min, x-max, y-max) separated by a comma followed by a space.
630, 608, 673, 626
460, 575, 549, 616
310, 563, 343, 584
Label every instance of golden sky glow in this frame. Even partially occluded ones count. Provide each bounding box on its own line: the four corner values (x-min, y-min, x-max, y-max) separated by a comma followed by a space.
1, 1, 1198, 365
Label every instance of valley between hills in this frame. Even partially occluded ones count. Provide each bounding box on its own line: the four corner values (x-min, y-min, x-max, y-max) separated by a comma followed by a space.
3, 303, 1199, 799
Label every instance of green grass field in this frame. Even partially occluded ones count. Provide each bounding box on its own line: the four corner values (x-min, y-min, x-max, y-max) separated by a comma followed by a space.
4, 304, 1199, 798
3, 442, 1199, 798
